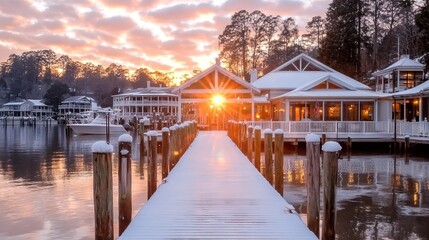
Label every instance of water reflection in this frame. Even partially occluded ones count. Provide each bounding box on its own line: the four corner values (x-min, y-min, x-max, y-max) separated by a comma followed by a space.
283, 154, 429, 239
0, 125, 151, 240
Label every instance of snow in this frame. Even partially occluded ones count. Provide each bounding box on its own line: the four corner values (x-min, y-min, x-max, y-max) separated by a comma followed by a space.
274, 129, 283, 134
322, 141, 342, 152
247, 125, 253, 130
254, 126, 262, 130
169, 125, 177, 131
162, 127, 170, 132
120, 149, 129, 155
305, 133, 320, 142
147, 130, 158, 137
118, 134, 133, 143
119, 131, 317, 239
263, 128, 273, 134
91, 141, 113, 153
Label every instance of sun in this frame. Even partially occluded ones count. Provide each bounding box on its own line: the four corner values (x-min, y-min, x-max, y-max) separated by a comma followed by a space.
212, 94, 225, 107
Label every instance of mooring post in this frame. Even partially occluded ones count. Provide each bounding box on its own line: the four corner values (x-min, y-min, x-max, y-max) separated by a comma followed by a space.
321, 141, 342, 240
147, 130, 158, 199
254, 126, 261, 171
169, 125, 177, 171
274, 129, 284, 195
305, 133, 321, 237
347, 136, 352, 160
91, 141, 114, 240
263, 129, 273, 185
139, 120, 145, 175
405, 135, 410, 164
162, 127, 170, 178
247, 125, 253, 161
321, 133, 326, 145
118, 134, 133, 236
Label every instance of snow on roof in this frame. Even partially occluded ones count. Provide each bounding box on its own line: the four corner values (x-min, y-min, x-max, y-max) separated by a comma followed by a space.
62, 96, 95, 103
252, 71, 369, 90
389, 80, 429, 98
27, 99, 48, 106
113, 87, 177, 97
273, 89, 386, 100
173, 62, 260, 94
373, 55, 425, 76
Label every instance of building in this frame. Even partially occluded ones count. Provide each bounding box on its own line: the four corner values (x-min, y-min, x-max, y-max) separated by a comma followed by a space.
112, 87, 178, 120
58, 96, 97, 117
252, 53, 390, 122
0, 99, 54, 118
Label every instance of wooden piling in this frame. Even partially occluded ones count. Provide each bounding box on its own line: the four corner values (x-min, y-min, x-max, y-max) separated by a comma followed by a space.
247, 125, 253, 161
346, 136, 352, 159
169, 125, 177, 171
274, 129, 284, 195
162, 127, 170, 178
118, 134, 133, 236
91, 141, 114, 240
147, 131, 158, 199
321, 133, 326, 145
405, 135, 410, 164
305, 133, 321, 237
321, 141, 342, 240
254, 127, 261, 171
264, 129, 273, 185
139, 121, 145, 175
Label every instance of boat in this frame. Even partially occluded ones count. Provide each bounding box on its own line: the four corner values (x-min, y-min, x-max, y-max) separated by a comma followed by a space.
67, 109, 127, 135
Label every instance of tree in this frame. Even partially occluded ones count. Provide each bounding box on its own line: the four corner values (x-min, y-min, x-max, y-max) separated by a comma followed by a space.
43, 82, 70, 112
219, 10, 251, 78
305, 16, 326, 52
415, 0, 429, 68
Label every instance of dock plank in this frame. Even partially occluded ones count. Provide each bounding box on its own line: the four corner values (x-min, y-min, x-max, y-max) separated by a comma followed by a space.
119, 131, 317, 239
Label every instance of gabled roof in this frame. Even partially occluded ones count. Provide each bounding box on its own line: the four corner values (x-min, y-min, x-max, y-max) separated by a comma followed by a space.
62, 96, 95, 103
373, 55, 425, 77
173, 62, 260, 94
252, 53, 370, 91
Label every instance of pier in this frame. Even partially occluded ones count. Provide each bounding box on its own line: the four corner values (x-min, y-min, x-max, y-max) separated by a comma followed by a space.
119, 131, 317, 239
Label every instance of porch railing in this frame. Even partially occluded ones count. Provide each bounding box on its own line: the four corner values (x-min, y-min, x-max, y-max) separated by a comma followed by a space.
247, 120, 429, 138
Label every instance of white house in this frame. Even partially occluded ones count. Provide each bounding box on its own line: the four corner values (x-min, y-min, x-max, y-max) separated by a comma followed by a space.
58, 96, 97, 117
0, 99, 54, 118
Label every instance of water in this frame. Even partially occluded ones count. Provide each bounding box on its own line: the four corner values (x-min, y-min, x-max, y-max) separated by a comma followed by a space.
1, 125, 429, 239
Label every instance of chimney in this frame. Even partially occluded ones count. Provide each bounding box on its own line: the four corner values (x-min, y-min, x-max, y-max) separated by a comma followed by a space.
215, 58, 220, 65
250, 68, 258, 83
147, 81, 151, 89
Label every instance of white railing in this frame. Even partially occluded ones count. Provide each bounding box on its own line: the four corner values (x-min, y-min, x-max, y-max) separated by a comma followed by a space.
248, 120, 429, 138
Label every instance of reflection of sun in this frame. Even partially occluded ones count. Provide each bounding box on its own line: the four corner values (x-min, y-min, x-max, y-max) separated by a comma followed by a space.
212, 94, 225, 107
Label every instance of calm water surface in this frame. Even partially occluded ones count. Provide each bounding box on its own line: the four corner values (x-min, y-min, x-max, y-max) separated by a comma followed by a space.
0, 124, 429, 239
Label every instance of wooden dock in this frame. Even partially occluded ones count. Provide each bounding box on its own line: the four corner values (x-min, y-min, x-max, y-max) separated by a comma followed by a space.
119, 131, 317, 239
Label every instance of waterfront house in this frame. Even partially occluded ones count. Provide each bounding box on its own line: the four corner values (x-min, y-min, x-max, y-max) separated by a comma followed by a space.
0, 99, 54, 119
112, 86, 179, 121
58, 96, 97, 118
252, 53, 390, 123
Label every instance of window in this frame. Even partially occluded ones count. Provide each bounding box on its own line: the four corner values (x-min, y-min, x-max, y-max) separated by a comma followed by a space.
343, 102, 358, 121
325, 102, 341, 121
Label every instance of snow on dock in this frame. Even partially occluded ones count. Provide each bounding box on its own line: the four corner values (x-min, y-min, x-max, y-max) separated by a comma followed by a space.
119, 131, 317, 239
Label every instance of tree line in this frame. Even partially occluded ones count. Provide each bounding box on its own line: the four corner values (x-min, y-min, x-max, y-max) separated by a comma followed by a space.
218, 0, 429, 83
0, 49, 175, 109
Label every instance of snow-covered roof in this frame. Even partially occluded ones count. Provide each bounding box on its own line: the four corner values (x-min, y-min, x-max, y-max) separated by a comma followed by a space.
3, 99, 49, 107
373, 55, 425, 77
3, 101, 25, 106
389, 80, 429, 98
113, 87, 177, 97
62, 96, 95, 103
273, 89, 387, 100
27, 99, 48, 106
252, 53, 370, 91
173, 62, 260, 94
253, 71, 370, 90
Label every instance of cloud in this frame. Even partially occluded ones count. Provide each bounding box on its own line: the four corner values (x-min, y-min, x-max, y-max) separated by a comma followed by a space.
0, 0, 331, 76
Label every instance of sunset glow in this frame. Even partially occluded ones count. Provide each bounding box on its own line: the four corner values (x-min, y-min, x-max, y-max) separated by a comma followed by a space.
212, 94, 225, 107
0, 0, 330, 78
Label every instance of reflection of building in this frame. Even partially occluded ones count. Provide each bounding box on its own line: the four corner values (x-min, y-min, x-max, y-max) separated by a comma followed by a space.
112, 87, 178, 120
0, 99, 54, 118
252, 53, 389, 122
58, 96, 97, 117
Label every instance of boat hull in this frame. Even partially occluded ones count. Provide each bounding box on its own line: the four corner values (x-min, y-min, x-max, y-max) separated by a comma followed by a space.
68, 124, 127, 135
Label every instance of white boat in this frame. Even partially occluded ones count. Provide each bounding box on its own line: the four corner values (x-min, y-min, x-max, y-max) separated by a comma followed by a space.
67, 110, 127, 135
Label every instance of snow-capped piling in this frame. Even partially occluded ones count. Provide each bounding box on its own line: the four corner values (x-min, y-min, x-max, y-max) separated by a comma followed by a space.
254, 126, 262, 171
147, 130, 158, 199
321, 141, 342, 240
91, 140, 114, 240
263, 128, 273, 185
162, 127, 170, 179
247, 125, 253, 161
118, 134, 133, 236
305, 133, 321, 237
274, 129, 284, 195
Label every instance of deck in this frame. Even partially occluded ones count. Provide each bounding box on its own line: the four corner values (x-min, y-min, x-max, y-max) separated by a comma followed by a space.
119, 131, 317, 239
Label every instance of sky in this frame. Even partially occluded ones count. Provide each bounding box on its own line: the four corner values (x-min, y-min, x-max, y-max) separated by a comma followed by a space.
0, 0, 330, 77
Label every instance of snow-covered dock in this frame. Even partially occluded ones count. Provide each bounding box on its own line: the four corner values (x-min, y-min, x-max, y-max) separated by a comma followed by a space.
119, 131, 317, 239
